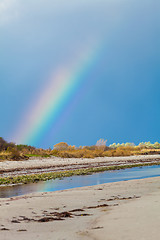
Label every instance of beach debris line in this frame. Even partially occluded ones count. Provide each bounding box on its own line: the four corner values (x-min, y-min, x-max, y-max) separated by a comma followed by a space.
10, 195, 140, 224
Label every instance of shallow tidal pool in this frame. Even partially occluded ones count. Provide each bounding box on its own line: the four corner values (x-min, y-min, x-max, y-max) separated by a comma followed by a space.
1, 165, 160, 198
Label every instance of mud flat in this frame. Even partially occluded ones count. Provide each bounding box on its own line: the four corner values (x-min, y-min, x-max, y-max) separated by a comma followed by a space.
1, 154, 160, 178
0, 177, 160, 239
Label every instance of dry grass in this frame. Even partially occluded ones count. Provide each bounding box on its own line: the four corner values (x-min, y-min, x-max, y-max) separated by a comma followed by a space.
0, 149, 28, 161
0, 146, 159, 160
50, 146, 160, 158
51, 146, 138, 158
56, 149, 104, 158
0, 138, 160, 160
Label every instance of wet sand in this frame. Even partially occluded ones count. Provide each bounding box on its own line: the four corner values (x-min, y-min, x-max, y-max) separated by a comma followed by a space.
1, 176, 160, 240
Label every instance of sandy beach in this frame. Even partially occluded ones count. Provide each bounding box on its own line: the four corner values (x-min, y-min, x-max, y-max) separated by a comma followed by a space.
1, 176, 160, 240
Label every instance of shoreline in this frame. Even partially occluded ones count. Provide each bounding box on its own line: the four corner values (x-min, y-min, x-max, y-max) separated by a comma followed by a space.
1, 154, 160, 172
1, 177, 160, 239
1, 161, 160, 186
1, 154, 160, 186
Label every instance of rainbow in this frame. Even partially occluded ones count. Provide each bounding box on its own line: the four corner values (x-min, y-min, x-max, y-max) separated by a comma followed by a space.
14, 42, 102, 146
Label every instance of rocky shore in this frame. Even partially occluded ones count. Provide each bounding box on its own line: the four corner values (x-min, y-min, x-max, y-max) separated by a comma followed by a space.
0, 154, 160, 178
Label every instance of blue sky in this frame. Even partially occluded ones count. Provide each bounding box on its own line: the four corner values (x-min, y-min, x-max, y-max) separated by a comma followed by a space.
0, 0, 160, 148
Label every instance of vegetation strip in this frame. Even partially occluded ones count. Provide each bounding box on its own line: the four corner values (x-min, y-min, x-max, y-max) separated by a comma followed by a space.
1, 162, 160, 186
1, 137, 160, 161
